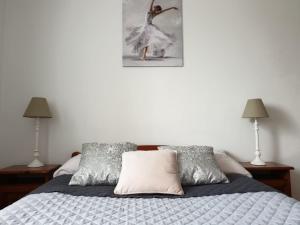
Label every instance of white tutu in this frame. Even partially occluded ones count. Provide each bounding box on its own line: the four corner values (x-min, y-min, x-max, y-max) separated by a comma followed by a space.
125, 12, 175, 56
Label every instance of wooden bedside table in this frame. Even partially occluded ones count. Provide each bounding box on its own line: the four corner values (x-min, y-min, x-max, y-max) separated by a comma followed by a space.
241, 162, 294, 197
0, 165, 60, 209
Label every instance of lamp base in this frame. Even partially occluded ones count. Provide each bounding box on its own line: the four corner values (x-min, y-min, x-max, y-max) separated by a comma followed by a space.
251, 156, 266, 166
28, 158, 44, 167
251, 120, 266, 166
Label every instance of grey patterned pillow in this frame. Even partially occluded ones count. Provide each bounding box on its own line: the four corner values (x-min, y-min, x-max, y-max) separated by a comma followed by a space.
69, 142, 137, 186
158, 145, 229, 185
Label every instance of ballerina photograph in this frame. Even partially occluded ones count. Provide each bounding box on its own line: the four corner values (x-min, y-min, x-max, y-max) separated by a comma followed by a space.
123, 0, 183, 67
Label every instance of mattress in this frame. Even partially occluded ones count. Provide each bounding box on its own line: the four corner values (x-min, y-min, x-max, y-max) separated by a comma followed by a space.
0, 174, 300, 225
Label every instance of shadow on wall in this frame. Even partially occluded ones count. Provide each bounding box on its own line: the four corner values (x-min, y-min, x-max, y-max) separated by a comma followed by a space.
261, 105, 298, 162
290, 159, 300, 200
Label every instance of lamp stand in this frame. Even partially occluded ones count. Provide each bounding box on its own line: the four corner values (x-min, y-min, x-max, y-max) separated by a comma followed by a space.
251, 119, 266, 166
28, 118, 44, 167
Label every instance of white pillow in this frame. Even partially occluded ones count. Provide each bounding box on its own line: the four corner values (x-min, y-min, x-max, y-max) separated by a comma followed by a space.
53, 154, 81, 178
114, 150, 184, 195
214, 151, 252, 177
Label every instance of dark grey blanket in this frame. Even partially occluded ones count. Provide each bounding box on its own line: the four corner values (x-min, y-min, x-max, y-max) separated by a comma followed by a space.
31, 174, 276, 198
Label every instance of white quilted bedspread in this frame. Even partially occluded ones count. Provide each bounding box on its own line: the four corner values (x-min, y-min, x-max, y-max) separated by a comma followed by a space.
0, 192, 300, 225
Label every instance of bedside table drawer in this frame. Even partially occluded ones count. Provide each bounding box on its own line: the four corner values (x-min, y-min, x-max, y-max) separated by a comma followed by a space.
241, 162, 294, 197
258, 179, 287, 190
0, 192, 27, 209
0, 183, 41, 192
0, 179, 45, 209
0, 174, 49, 185
0, 165, 60, 209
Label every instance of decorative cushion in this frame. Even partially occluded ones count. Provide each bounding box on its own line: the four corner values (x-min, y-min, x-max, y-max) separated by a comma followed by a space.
53, 154, 81, 178
158, 145, 229, 185
114, 150, 184, 195
215, 151, 252, 177
69, 142, 137, 186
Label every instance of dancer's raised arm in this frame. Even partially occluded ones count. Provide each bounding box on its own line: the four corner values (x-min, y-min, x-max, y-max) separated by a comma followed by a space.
157, 7, 178, 15
149, 0, 155, 11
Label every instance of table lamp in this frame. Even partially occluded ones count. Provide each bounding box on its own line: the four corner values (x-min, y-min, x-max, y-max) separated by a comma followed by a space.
23, 97, 52, 167
242, 98, 269, 166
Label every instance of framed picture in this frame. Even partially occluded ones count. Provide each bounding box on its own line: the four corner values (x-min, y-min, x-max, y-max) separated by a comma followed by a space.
123, 0, 183, 67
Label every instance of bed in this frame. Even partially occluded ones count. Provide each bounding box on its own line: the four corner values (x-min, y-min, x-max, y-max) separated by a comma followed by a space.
0, 145, 300, 225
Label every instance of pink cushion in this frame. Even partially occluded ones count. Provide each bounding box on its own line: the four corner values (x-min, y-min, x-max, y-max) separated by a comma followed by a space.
114, 150, 184, 195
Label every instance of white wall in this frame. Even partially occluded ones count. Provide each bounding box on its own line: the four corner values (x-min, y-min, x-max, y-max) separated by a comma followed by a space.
0, 0, 299, 199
